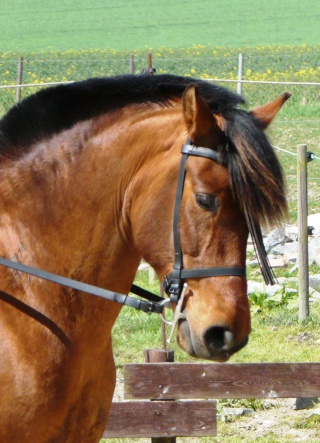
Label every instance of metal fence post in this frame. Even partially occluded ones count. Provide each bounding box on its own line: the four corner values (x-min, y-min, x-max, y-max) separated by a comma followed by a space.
129, 54, 134, 74
16, 56, 24, 102
297, 144, 309, 321
237, 53, 243, 95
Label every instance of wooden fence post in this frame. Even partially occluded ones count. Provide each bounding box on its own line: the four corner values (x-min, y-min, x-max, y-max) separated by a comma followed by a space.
237, 53, 243, 95
297, 144, 309, 321
144, 348, 175, 443
148, 53, 156, 75
16, 56, 24, 103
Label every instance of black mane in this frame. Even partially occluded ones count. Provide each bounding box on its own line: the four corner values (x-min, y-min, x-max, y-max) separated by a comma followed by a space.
0, 74, 244, 157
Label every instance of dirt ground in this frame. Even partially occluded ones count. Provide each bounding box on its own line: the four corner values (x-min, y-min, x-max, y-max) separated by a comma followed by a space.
219, 398, 320, 442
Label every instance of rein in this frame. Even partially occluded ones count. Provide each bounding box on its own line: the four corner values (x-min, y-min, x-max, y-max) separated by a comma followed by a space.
0, 256, 168, 314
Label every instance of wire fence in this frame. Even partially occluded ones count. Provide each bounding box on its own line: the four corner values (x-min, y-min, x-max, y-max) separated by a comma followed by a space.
0, 52, 320, 111
0, 52, 319, 197
1, 56, 318, 145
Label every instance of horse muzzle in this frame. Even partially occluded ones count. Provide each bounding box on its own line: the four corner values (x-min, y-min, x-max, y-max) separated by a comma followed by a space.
177, 317, 249, 362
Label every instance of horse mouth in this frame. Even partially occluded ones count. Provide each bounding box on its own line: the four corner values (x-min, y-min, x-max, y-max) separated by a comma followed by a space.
177, 318, 249, 362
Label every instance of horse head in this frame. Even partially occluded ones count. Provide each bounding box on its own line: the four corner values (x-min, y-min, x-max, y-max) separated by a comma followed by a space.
131, 83, 289, 362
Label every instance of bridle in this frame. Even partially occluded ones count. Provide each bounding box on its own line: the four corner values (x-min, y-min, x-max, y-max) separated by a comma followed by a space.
0, 139, 248, 315
162, 139, 246, 304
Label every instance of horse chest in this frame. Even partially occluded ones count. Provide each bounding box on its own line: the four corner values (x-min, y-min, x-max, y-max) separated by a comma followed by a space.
0, 332, 115, 442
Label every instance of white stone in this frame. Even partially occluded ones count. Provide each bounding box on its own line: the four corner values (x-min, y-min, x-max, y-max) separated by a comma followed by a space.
308, 213, 320, 234
309, 275, 320, 292
222, 407, 254, 417
264, 227, 286, 253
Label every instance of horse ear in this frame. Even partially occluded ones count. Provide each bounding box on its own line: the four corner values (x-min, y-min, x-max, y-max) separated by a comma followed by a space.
250, 92, 291, 129
183, 84, 223, 141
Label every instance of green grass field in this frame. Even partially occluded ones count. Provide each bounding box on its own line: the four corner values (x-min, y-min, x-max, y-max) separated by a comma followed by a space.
1, 0, 320, 52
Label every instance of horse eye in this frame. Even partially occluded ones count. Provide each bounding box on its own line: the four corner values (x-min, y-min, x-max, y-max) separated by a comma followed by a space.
195, 193, 219, 212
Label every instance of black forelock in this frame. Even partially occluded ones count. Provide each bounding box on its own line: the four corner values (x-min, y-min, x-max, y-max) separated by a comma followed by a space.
0, 74, 244, 158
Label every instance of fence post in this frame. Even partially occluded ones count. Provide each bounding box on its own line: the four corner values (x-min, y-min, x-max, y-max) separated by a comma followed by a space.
16, 56, 24, 103
129, 54, 134, 74
297, 144, 309, 321
144, 348, 175, 443
237, 53, 243, 95
148, 53, 156, 75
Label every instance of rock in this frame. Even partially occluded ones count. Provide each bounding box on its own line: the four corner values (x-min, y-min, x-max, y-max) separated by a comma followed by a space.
285, 225, 298, 242
269, 256, 287, 267
294, 397, 319, 410
308, 213, 320, 234
247, 281, 296, 297
277, 277, 298, 285
264, 227, 286, 253
272, 241, 299, 256
247, 281, 281, 296
308, 407, 320, 416
309, 237, 320, 265
222, 407, 254, 417
310, 290, 320, 302
309, 275, 320, 291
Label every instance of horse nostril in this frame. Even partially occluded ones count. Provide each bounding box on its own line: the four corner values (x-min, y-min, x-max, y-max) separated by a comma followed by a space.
203, 326, 235, 352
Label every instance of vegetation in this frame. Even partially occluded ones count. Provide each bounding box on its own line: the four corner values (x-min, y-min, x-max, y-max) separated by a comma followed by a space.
1, 44, 320, 114
2, 0, 319, 52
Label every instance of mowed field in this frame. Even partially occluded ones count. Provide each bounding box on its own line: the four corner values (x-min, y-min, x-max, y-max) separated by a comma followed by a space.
1, 0, 320, 52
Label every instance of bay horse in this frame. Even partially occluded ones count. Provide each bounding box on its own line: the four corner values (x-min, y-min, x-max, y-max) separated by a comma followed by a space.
0, 74, 289, 442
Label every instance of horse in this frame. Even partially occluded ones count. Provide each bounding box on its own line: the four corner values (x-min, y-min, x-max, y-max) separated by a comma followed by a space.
0, 74, 289, 442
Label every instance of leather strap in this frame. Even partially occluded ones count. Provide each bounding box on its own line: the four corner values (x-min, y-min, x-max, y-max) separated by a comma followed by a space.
180, 267, 246, 279
181, 143, 220, 162
0, 257, 165, 314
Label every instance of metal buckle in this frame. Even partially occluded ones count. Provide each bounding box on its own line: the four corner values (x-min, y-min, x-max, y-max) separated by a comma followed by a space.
162, 275, 182, 304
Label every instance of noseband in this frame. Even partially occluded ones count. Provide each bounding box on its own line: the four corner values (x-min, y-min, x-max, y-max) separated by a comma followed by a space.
162, 139, 246, 304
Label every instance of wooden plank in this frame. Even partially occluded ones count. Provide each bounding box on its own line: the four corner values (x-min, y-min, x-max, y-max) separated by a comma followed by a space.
103, 400, 217, 438
124, 363, 320, 400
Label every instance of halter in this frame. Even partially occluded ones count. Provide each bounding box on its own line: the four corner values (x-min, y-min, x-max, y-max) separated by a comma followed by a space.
162, 139, 246, 304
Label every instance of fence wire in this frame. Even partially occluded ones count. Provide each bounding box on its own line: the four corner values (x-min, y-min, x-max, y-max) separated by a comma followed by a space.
1, 52, 320, 111
0, 53, 319, 215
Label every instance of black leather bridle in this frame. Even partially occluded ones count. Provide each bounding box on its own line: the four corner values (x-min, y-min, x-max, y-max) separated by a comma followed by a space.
0, 139, 246, 314
162, 139, 246, 304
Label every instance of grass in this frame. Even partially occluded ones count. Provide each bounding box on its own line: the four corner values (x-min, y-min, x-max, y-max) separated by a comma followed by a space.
1, 0, 320, 53
294, 415, 320, 430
